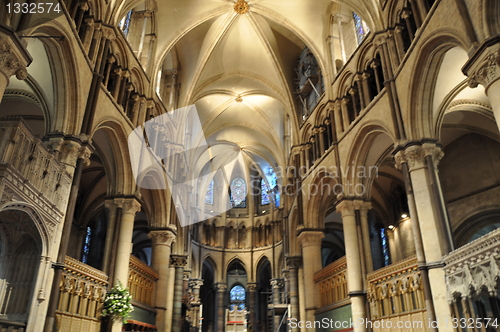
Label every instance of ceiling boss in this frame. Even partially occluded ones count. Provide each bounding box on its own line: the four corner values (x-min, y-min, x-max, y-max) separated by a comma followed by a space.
234, 0, 250, 14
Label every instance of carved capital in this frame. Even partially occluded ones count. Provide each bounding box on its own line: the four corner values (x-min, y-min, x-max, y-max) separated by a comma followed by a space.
394, 143, 443, 172
215, 282, 227, 292
270, 278, 284, 289
78, 145, 92, 166
170, 254, 187, 268
148, 230, 176, 246
117, 198, 141, 216
336, 199, 355, 217
0, 37, 29, 81
353, 200, 372, 213
189, 278, 204, 289
297, 230, 324, 247
246, 282, 257, 292
463, 38, 500, 93
286, 256, 303, 269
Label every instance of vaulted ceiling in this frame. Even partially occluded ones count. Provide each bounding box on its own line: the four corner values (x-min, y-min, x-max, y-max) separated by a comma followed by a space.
152, 0, 341, 173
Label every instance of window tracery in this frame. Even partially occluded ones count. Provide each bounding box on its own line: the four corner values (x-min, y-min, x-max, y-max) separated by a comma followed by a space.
230, 285, 246, 310
205, 180, 214, 205
230, 178, 246, 208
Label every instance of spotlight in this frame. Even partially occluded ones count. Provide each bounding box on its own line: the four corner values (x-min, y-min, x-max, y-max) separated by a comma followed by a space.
401, 213, 408, 219
388, 225, 395, 230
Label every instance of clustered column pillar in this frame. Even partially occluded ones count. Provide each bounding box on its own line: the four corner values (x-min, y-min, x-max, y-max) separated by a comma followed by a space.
170, 254, 188, 331
297, 229, 323, 331
286, 256, 302, 331
395, 141, 454, 331
336, 200, 367, 332
270, 278, 284, 329
247, 282, 257, 330
189, 279, 204, 329
215, 283, 227, 332
149, 229, 176, 332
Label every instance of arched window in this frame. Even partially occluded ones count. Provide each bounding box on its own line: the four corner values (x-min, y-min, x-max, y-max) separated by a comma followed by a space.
353, 12, 370, 44
230, 285, 246, 310
205, 180, 214, 205
380, 227, 390, 267
261, 178, 270, 205
230, 178, 246, 208
120, 10, 133, 36
80, 210, 107, 269
82, 226, 92, 264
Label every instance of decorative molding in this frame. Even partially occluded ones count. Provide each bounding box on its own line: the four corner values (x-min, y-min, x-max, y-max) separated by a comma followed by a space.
148, 229, 176, 246
297, 229, 324, 247
443, 228, 500, 298
234, 0, 250, 14
170, 254, 187, 268
314, 256, 347, 282
0, 37, 28, 80
394, 143, 444, 171
448, 98, 492, 111
286, 256, 303, 269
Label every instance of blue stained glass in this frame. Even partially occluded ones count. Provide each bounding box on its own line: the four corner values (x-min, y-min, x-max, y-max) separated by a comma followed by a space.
230, 178, 246, 208
82, 226, 92, 264
353, 12, 366, 44
205, 180, 214, 205
261, 179, 270, 205
230, 285, 246, 310
120, 10, 133, 36
380, 228, 390, 266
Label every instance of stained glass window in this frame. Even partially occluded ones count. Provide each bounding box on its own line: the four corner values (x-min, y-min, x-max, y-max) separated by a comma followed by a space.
205, 180, 214, 205
380, 228, 390, 266
120, 10, 133, 36
261, 178, 270, 205
353, 12, 369, 44
230, 178, 246, 208
230, 285, 246, 310
82, 226, 92, 264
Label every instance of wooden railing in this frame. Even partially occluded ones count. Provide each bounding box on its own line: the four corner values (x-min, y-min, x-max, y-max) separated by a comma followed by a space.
128, 255, 158, 308
56, 256, 108, 332
314, 256, 348, 308
366, 256, 426, 328
0, 118, 71, 212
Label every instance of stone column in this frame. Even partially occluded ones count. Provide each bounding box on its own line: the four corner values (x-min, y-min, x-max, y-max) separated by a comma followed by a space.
215, 283, 227, 332
247, 282, 257, 330
355, 201, 373, 273
286, 256, 302, 331
297, 229, 323, 331
149, 230, 176, 332
464, 37, 500, 131
111, 198, 141, 332
112, 198, 141, 285
101, 199, 118, 274
170, 254, 188, 331
189, 279, 204, 329
271, 278, 284, 329
336, 200, 367, 332
394, 142, 454, 332
0, 30, 30, 101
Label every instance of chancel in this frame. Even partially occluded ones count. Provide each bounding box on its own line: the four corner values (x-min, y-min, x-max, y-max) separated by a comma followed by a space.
0, 1, 500, 332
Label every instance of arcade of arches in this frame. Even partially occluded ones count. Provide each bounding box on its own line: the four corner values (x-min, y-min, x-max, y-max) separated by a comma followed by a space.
0, 0, 500, 332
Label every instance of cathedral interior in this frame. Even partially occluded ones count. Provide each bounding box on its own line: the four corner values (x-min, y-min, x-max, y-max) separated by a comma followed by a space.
0, 0, 500, 331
